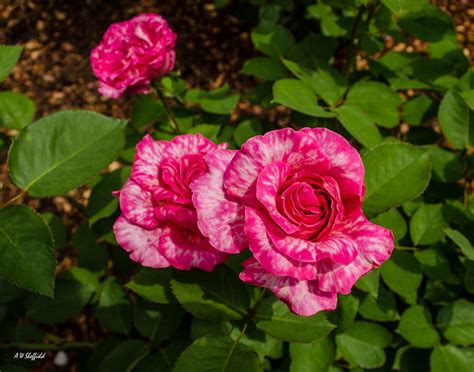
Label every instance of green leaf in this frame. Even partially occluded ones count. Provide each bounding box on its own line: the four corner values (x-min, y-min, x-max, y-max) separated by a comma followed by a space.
241, 57, 288, 81
25, 268, 97, 324
175, 336, 262, 372
187, 124, 221, 140
131, 94, 166, 131
460, 90, 474, 110
399, 5, 454, 42
126, 268, 174, 304
430, 345, 472, 372
355, 270, 380, 297
171, 267, 250, 321
0, 45, 22, 81
334, 294, 360, 331
307, 3, 347, 37
444, 228, 474, 260
185, 86, 240, 115
335, 321, 392, 369
345, 81, 402, 128
98, 340, 150, 372
288, 34, 337, 69
359, 285, 398, 322
251, 25, 295, 58
289, 337, 335, 372
439, 91, 474, 149
393, 346, 431, 371
335, 105, 383, 148
254, 297, 335, 342
363, 143, 431, 216
0, 206, 55, 297
380, 250, 422, 304
427, 145, 463, 183
0, 92, 36, 129
437, 300, 474, 345
96, 277, 132, 335
41, 212, 67, 249
397, 305, 439, 348
233, 119, 263, 147
133, 299, 184, 343
0, 278, 24, 304
371, 208, 407, 243
272, 79, 336, 118
87, 167, 130, 225
381, 0, 428, 15
8, 111, 126, 197
72, 223, 108, 272
402, 95, 437, 126
410, 204, 446, 245
415, 248, 452, 282
281, 59, 345, 104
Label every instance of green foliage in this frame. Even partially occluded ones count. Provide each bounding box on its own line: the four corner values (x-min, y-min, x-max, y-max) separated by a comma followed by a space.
1, 1, 473, 370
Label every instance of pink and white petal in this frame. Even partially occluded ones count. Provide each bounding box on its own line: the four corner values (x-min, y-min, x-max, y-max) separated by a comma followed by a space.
266, 225, 319, 263
113, 215, 170, 268
317, 255, 372, 295
245, 207, 318, 281
165, 134, 219, 159
119, 179, 158, 229
158, 224, 228, 272
301, 128, 364, 200
256, 161, 299, 234
191, 149, 247, 254
224, 128, 298, 203
317, 213, 394, 294
131, 134, 166, 191
240, 258, 337, 316
313, 234, 359, 265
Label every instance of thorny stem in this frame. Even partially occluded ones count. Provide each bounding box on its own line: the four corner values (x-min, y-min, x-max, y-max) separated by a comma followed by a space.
152, 87, 181, 135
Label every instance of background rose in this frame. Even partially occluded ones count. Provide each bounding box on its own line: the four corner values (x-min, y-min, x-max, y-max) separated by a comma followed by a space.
113, 133, 228, 271
90, 13, 176, 99
195, 127, 394, 316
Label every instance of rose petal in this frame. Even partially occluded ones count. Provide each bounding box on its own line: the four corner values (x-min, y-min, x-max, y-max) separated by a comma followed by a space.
131, 134, 166, 191
301, 128, 365, 200
317, 213, 394, 294
119, 179, 158, 229
245, 207, 318, 281
191, 149, 247, 254
240, 258, 337, 316
158, 224, 228, 272
113, 215, 170, 268
165, 134, 220, 159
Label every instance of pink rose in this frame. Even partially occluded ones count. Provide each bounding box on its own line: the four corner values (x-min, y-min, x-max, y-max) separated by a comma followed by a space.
113, 134, 229, 271
90, 13, 176, 99
193, 128, 394, 316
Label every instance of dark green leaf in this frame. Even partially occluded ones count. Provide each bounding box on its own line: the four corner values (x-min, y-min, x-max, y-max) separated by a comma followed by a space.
25, 268, 97, 324
427, 145, 463, 183
241, 57, 288, 81
355, 270, 380, 297
98, 340, 150, 372
380, 0, 428, 15
8, 111, 126, 197
0, 206, 54, 297
363, 143, 431, 216
430, 345, 471, 372
380, 250, 422, 304
131, 94, 166, 131
345, 81, 402, 128
335, 321, 392, 369
335, 105, 383, 148
175, 336, 263, 372
0, 92, 35, 129
171, 267, 250, 321
0, 45, 22, 81
233, 119, 263, 147
444, 228, 474, 260
415, 248, 452, 282
272, 79, 336, 118
371, 208, 407, 243
359, 285, 398, 322
397, 305, 439, 348
402, 95, 437, 126
437, 300, 474, 345
251, 25, 295, 58
254, 297, 335, 342
410, 203, 446, 245
439, 91, 474, 149
126, 268, 174, 304
96, 277, 132, 335
289, 337, 335, 372
185, 86, 240, 115
41, 212, 66, 249
72, 223, 108, 272
399, 5, 454, 42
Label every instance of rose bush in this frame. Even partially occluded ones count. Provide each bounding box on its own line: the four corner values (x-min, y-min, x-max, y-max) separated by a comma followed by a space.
1, 2, 473, 371
90, 13, 176, 98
